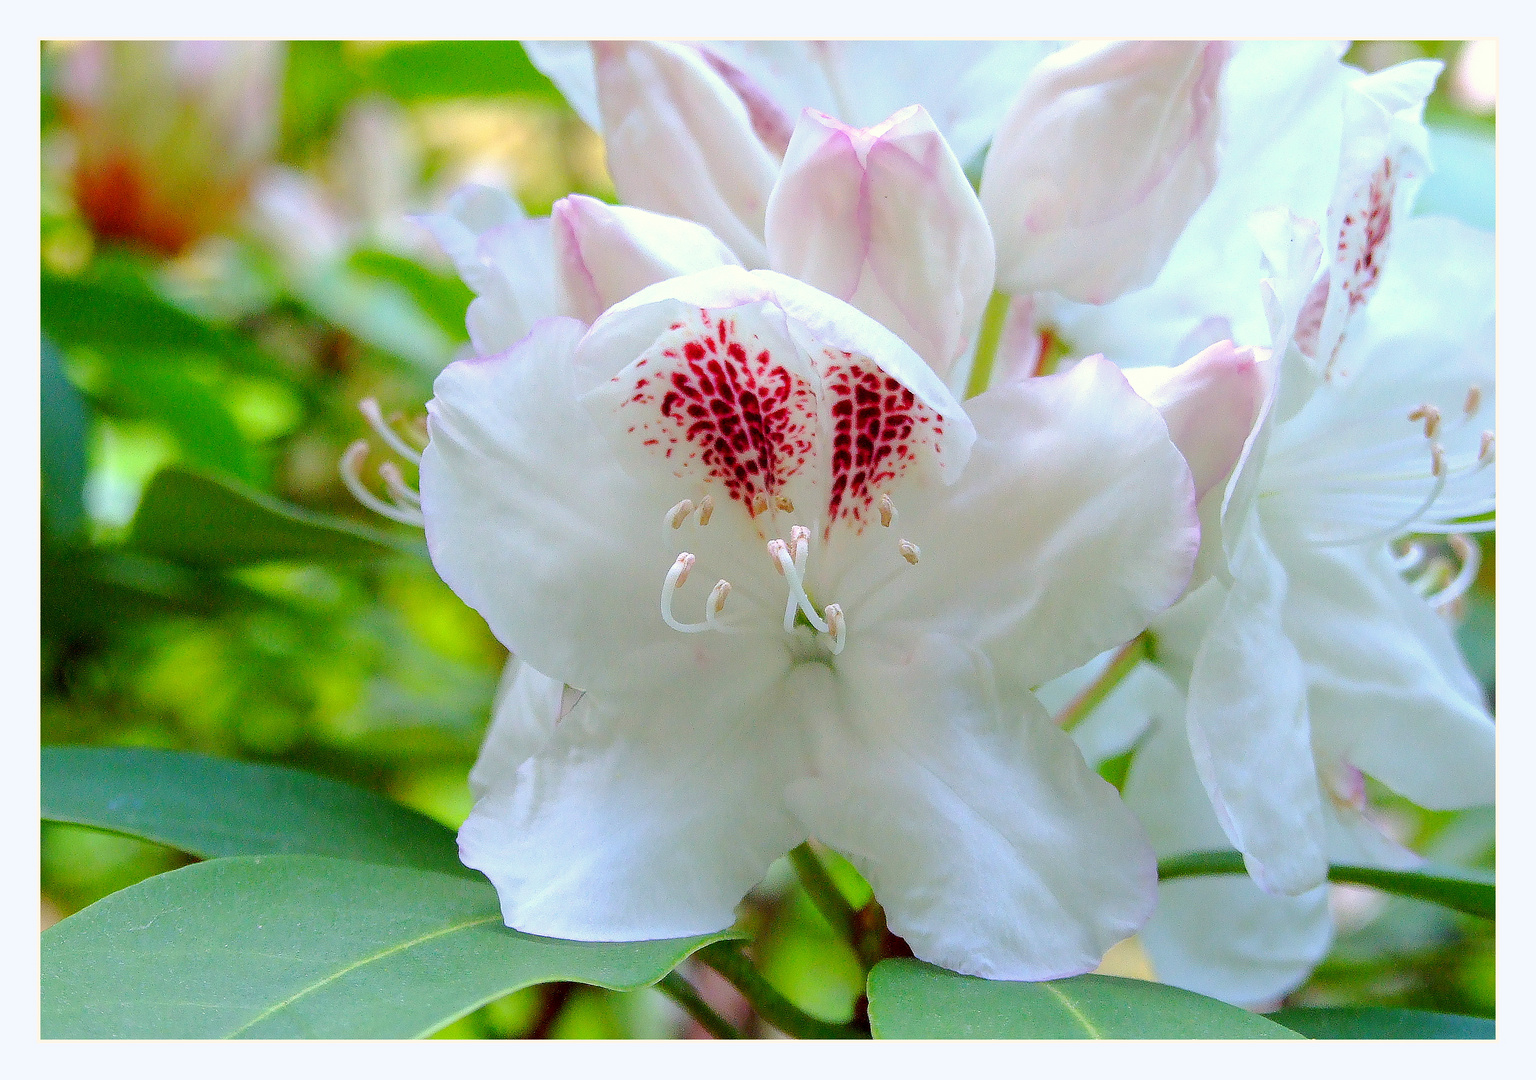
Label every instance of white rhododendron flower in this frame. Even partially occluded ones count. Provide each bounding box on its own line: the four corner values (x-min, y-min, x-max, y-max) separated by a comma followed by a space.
419, 261, 1205, 979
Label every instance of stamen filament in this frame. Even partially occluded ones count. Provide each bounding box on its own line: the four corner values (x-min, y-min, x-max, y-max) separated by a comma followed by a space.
340, 441, 425, 526
661, 553, 711, 633
1428, 534, 1481, 609
770, 540, 830, 634
359, 398, 424, 465
378, 461, 421, 507
1392, 541, 1425, 574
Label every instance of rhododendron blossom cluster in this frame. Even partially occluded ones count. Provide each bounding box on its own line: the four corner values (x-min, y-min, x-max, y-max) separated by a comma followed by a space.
365, 39, 1494, 997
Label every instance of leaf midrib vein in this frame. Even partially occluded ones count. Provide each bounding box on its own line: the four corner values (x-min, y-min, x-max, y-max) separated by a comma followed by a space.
1042, 983, 1101, 1038
225, 913, 502, 1037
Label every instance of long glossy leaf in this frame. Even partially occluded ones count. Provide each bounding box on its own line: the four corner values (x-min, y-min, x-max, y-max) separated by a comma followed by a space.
866, 959, 1301, 1039
1269, 1007, 1493, 1040
1157, 850, 1494, 919
42, 746, 468, 877
130, 466, 425, 566
42, 855, 740, 1038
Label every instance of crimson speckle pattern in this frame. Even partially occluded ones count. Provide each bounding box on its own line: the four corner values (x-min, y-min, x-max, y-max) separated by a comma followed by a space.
611, 309, 945, 535
618, 310, 817, 512
823, 351, 943, 536
1337, 157, 1397, 318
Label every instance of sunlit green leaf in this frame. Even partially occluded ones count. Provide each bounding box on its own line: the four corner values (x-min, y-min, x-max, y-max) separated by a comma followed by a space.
42, 855, 739, 1038
348, 249, 472, 341
364, 41, 564, 104
1157, 850, 1494, 919
290, 265, 457, 374
41, 335, 90, 539
1269, 1006, 1493, 1040
42, 746, 467, 877
130, 466, 425, 566
866, 959, 1301, 1039
94, 365, 261, 484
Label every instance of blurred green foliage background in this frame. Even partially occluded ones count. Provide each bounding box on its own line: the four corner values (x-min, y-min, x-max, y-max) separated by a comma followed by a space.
38, 40, 1496, 1037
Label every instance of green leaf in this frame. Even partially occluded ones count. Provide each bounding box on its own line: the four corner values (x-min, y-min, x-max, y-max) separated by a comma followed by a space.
866, 959, 1301, 1039
129, 466, 425, 567
364, 41, 564, 104
42, 855, 739, 1038
41, 335, 91, 539
1157, 850, 1494, 920
347, 249, 472, 341
95, 365, 261, 484
42, 746, 468, 877
1268, 1007, 1493, 1040
42, 271, 278, 377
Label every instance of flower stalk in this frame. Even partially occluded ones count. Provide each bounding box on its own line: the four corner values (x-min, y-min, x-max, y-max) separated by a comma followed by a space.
655, 970, 744, 1039
787, 842, 857, 943
1054, 633, 1150, 732
964, 289, 1012, 400
696, 941, 869, 1039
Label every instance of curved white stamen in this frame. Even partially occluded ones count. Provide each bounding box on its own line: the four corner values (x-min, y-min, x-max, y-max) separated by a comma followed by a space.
341, 441, 425, 526
359, 398, 423, 465
697, 495, 714, 526
661, 552, 711, 633
824, 603, 847, 656
1413, 556, 1452, 597
1428, 534, 1481, 609
706, 579, 732, 631
899, 539, 921, 565
665, 499, 696, 529
1313, 441, 1462, 548
378, 460, 421, 507
770, 540, 830, 634
1392, 541, 1425, 574
1464, 386, 1483, 417
878, 493, 895, 528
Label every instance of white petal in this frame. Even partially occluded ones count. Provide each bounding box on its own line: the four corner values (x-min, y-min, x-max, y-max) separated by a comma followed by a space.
1279, 540, 1494, 809
1184, 520, 1330, 895
1125, 714, 1333, 1006
592, 41, 778, 267
850, 356, 1199, 693
981, 41, 1231, 303
468, 658, 564, 800
1051, 42, 1350, 367
460, 654, 807, 940
766, 106, 995, 376
552, 194, 740, 323
522, 41, 601, 131
421, 317, 782, 695
784, 631, 1157, 980
700, 41, 1055, 164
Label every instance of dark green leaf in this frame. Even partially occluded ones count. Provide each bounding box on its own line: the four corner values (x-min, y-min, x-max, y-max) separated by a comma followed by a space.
42, 855, 740, 1038
42, 746, 467, 877
1157, 850, 1494, 920
866, 959, 1301, 1039
41, 335, 91, 539
95, 365, 260, 484
364, 41, 564, 104
130, 466, 425, 566
42, 272, 278, 376
1269, 1006, 1493, 1040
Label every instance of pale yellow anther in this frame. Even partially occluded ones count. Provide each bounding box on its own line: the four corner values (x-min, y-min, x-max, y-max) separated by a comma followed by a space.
879, 493, 894, 528
665, 499, 696, 529
899, 539, 921, 565
767, 539, 789, 574
1480, 430, 1495, 464
775, 493, 796, 513
1464, 386, 1483, 417
1421, 406, 1442, 440
752, 492, 769, 517
1431, 442, 1446, 478
671, 552, 695, 587
790, 524, 810, 563
697, 495, 714, 526
1408, 404, 1431, 423
710, 579, 731, 614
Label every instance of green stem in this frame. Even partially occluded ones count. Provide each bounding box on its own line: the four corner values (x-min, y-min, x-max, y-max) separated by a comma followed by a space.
964, 290, 1012, 400
1054, 634, 1148, 732
696, 941, 869, 1039
788, 842, 856, 942
1156, 850, 1495, 920
655, 971, 743, 1039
